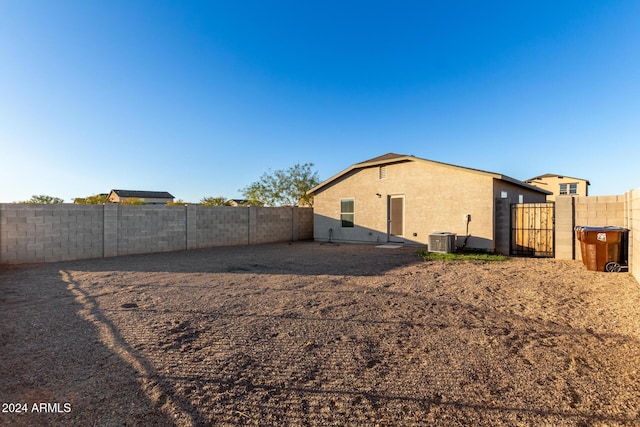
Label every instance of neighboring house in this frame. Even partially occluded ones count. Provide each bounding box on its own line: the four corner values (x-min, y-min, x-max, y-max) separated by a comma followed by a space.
107, 189, 175, 205
307, 153, 551, 251
228, 199, 250, 207
524, 174, 590, 201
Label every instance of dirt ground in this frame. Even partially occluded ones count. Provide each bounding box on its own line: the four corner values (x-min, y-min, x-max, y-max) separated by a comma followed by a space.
1, 242, 640, 426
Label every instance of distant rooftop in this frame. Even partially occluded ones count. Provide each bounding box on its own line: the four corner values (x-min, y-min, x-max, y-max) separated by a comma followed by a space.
525, 174, 590, 185
109, 189, 175, 199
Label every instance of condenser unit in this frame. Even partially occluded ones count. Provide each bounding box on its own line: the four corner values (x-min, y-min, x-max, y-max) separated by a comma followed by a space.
428, 232, 457, 253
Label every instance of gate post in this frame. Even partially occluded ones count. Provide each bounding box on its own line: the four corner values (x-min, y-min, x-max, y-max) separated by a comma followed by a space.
494, 198, 511, 255
554, 196, 575, 260
103, 204, 118, 258
186, 205, 197, 250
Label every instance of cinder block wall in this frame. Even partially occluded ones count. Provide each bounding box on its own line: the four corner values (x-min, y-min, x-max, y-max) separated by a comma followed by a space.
0, 204, 104, 263
253, 207, 294, 244
554, 197, 575, 260
573, 195, 626, 263
493, 199, 511, 255
0, 204, 314, 264
197, 206, 250, 248
554, 193, 637, 279
574, 195, 626, 228
118, 205, 187, 256
297, 207, 314, 239
629, 187, 639, 282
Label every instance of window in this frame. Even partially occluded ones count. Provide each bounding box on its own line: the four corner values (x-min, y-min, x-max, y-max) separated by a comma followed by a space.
518, 194, 524, 203
340, 199, 354, 228
560, 183, 578, 195
501, 191, 508, 199
379, 166, 387, 179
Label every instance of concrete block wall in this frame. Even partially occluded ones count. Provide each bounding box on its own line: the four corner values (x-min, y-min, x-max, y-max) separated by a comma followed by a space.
629, 187, 639, 282
254, 207, 294, 244
574, 195, 626, 228
297, 207, 314, 240
555, 193, 638, 279
554, 197, 575, 260
493, 199, 511, 255
104, 204, 118, 257
0, 204, 103, 263
0, 204, 313, 264
196, 206, 249, 248
117, 205, 187, 256
566, 195, 626, 263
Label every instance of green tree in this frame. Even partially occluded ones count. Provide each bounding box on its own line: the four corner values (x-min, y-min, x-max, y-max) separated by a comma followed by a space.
199, 196, 230, 206
21, 195, 64, 204
74, 194, 110, 204
167, 199, 189, 206
120, 198, 145, 205
241, 163, 320, 207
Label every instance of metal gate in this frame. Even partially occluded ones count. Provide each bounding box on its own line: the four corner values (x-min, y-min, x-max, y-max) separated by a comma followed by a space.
511, 202, 555, 257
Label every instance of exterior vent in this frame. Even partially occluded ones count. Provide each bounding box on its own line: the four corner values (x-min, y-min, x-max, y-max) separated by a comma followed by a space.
428, 232, 457, 253
379, 166, 387, 179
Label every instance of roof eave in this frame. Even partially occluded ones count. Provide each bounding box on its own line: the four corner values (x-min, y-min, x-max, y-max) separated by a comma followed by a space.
500, 175, 553, 195
526, 174, 591, 185
307, 154, 552, 196
108, 189, 174, 199
307, 155, 415, 195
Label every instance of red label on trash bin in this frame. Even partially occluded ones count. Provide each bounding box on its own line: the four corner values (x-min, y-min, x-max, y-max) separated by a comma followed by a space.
597, 233, 606, 242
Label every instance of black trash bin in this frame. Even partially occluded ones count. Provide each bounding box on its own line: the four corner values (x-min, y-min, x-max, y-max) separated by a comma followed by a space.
575, 226, 628, 272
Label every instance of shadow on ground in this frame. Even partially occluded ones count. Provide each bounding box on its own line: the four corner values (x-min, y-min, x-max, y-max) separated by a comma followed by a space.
51, 241, 424, 276
0, 265, 177, 426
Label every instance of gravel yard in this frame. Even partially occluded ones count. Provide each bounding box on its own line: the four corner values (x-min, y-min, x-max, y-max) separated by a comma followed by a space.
1, 242, 640, 426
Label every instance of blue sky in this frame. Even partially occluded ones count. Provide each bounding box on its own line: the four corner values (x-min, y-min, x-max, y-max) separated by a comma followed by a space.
1, 1, 639, 203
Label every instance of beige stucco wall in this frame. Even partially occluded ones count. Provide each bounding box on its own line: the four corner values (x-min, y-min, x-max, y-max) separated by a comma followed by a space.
492, 179, 549, 205
526, 176, 589, 201
313, 160, 545, 251
111, 196, 172, 205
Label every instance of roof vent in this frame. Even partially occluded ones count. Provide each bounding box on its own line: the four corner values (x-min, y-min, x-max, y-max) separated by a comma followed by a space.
428, 232, 456, 253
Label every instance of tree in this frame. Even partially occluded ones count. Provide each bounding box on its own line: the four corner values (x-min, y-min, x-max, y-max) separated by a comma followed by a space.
241, 163, 320, 207
119, 198, 145, 205
167, 199, 189, 206
199, 196, 230, 206
74, 194, 110, 204
21, 195, 64, 204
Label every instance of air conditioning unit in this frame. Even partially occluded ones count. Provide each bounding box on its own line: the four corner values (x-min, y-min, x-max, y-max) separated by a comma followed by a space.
428, 232, 457, 253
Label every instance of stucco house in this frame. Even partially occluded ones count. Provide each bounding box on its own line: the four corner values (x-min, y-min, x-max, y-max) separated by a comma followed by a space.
524, 174, 590, 201
228, 199, 250, 207
307, 153, 551, 251
107, 189, 175, 205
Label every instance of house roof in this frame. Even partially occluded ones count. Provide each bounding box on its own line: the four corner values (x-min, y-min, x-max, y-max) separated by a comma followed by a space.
308, 153, 552, 195
109, 190, 175, 199
525, 174, 591, 185
354, 152, 409, 165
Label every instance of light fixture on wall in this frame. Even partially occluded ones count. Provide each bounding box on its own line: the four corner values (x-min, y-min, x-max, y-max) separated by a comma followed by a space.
376, 193, 382, 198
